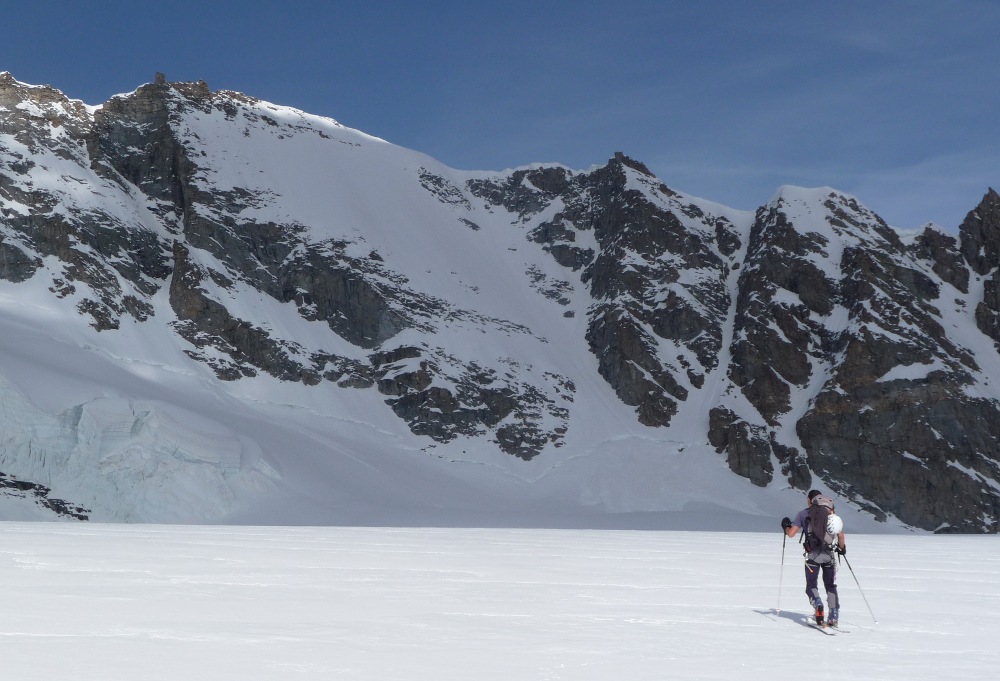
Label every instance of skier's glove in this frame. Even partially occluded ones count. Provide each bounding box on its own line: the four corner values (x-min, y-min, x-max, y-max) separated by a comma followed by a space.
780, 517, 792, 530
836, 546, 846, 556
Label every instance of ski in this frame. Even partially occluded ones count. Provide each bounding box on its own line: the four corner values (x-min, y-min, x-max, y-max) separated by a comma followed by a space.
804, 618, 836, 635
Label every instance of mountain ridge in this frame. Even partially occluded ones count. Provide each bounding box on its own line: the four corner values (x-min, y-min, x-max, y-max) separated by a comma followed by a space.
2, 73, 998, 531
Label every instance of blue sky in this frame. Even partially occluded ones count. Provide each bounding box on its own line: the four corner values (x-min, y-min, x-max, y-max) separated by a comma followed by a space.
4, 1, 998, 229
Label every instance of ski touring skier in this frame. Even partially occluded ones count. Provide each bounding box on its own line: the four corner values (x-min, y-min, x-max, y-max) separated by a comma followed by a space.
781, 489, 846, 628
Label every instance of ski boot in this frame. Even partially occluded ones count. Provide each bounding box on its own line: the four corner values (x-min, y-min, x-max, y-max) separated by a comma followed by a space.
813, 599, 825, 626
827, 608, 839, 628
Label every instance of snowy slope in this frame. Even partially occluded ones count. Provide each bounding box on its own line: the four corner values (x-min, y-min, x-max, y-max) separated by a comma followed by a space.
0, 76, 759, 526
2, 74, 999, 530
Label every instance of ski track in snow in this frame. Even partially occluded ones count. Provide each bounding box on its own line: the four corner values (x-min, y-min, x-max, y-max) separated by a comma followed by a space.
0, 523, 995, 680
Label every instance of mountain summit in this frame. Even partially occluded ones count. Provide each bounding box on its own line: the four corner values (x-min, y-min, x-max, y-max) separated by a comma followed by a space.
1, 73, 998, 531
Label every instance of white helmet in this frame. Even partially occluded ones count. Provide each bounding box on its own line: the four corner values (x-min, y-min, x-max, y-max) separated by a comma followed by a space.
827, 513, 844, 535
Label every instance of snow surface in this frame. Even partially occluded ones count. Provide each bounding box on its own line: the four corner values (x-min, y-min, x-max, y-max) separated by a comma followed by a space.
3, 79, 997, 677
1, 522, 995, 680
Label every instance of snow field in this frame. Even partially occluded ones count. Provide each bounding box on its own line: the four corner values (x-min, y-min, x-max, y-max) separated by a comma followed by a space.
1, 523, 996, 680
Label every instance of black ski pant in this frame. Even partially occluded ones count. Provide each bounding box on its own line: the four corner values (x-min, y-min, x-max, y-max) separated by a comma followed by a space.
804, 552, 839, 611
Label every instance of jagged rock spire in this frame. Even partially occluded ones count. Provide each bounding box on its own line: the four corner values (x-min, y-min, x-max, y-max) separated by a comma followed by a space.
960, 187, 1000, 276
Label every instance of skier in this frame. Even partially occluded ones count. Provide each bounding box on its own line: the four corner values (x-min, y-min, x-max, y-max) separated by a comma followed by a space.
781, 489, 846, 627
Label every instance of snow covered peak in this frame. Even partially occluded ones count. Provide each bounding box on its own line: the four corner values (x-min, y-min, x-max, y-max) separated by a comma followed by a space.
2, 75, 1000, 532
768, 184, 841, 204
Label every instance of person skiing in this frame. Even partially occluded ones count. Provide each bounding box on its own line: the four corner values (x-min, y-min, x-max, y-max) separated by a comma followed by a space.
781, 489, 846, 627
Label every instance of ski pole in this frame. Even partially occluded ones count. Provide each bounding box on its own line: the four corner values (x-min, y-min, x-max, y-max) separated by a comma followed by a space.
777, 531, 787, 615
842, 553, 879, 627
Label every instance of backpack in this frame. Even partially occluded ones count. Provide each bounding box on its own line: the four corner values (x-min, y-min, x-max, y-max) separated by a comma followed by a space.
803, 494, 836, 553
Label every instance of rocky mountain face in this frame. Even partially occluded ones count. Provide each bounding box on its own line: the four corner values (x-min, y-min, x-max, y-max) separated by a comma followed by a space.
715, 190, 1000, 531
2, 72, 999, 531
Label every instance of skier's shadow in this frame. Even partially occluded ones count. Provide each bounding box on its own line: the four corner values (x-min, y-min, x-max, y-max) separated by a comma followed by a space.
754, 608, 814, 629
